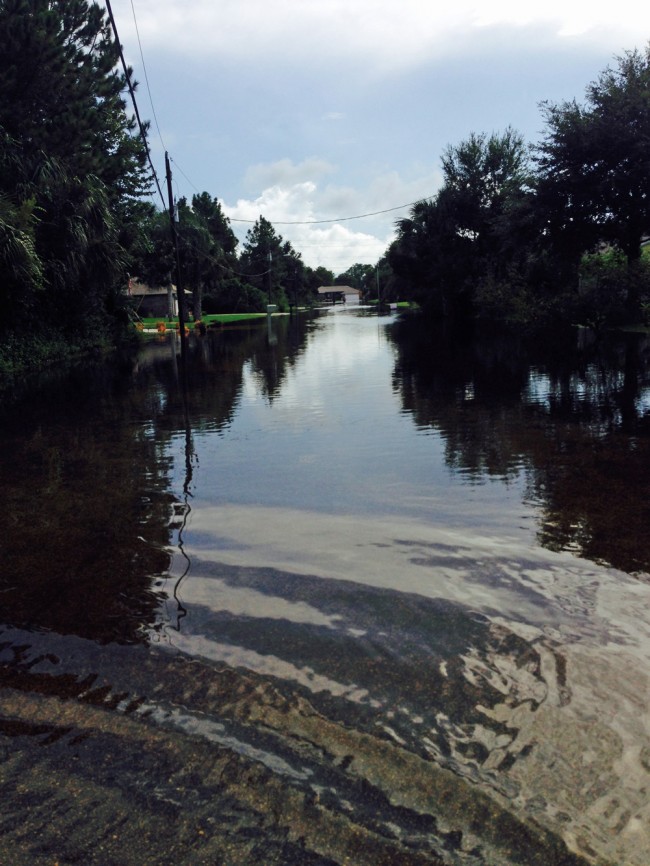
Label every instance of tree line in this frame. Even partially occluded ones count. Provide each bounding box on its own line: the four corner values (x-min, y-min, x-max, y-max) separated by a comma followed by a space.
135, 204, 335, 320
0, 0, 334, 375
386, 47, 650, 328
0, 0, 152, 370
1, 0, 649, 377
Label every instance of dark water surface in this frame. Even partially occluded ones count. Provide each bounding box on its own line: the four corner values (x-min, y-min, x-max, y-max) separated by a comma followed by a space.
1, 308, 649, 866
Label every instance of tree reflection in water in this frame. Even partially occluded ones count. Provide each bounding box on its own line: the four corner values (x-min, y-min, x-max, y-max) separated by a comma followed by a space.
389, 316, 650, 575
0, 356, 174, 644
0, 315, 316, 643
2, 312, 649, 866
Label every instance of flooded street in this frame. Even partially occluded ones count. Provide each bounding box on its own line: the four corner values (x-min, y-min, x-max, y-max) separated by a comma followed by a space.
1, 308, 650, 865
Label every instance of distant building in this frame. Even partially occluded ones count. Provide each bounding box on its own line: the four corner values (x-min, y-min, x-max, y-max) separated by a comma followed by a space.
343, 287, 362, 305
317, 285, 361, 305
127, 279, 179, 318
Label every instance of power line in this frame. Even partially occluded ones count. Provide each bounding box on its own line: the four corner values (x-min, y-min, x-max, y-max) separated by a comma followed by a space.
168, 156, 433, 226
102, 9, 426, 266
171, 158, 202, 194
227, 198, 434, 225
97, 12, 403, 283
129, 0, 166, 154
103, 5, 433, 231
104, 0, 166, 209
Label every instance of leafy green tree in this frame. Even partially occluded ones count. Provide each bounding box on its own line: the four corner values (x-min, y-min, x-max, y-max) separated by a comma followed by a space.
239, 217, 309, 311
442, 129, 528, 203
335, 263, 375, 296
175, 197, 212, 320
0, 134, 42, 323
310, 266, 335, 287
0, 0, 148, 196
239, 216, 276, 305
299, 265, 333, 307
187, 193, 239, 317
389, 129, 531, 318
440, 128, 531, 277
536, 46, 650, 313
278, 247, 303, 310
390, 195, 476, 316
374, 253, 398, 303
0, 0, 150, 340
129, 206, 174, 293
132, 201, 270, 316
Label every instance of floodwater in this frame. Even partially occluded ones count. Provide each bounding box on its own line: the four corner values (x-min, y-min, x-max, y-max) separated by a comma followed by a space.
1, 307, 649, 866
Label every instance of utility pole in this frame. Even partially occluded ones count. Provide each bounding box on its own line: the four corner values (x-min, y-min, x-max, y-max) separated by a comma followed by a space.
165, 152, 187, 359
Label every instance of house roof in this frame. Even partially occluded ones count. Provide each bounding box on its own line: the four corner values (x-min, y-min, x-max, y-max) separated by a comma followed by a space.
128, 279, 171, 297
317, 285, 357, 294
127, 279, 188, 296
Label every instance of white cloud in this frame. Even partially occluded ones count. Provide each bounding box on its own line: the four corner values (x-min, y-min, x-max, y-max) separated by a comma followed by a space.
117, 0, 650, 275
470, 0, 640, 37
115, 1, 650, 70
118, 1, 468, 67
222, 161, 442, 274
243, 158, 336, 192
225, 186, 389, 275
291, 224, 388, 276
227, 182, 318, 224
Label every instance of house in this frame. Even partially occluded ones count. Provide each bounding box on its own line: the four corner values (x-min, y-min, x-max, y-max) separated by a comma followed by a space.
342, 287, 362, 305
317, 285, 360, 305
127, 279, 180, 318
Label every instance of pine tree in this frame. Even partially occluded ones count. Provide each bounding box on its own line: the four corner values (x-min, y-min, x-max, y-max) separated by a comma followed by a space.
0, 0, 150, 335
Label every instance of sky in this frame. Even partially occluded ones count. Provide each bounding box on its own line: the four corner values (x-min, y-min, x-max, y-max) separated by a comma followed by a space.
110, 0, 650, 275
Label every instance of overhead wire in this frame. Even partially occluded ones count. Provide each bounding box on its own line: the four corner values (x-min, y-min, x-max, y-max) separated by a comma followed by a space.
227, 199, 434, 225
128, 0, 166, 154
104, 0, 166, 209
104, 1, 432, 272
172, 159, 433, 226
171, 157, 201, 194
171, 223, 275, 279
170, 154, 433, 223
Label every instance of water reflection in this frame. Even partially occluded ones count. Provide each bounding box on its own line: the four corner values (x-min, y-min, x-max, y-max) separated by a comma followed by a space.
0, 315, 316, 642
0, 358, 173, 643
388, 317, 650, 573
2, 311, 650, 866
150, 498, 650, 865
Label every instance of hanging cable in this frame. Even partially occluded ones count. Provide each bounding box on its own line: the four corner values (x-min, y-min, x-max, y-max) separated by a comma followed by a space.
169, 157, 433, 226
129, 0, 166, 154
104, 0, 166, 208
102, 5, 433, 237
227, 198, 434, 225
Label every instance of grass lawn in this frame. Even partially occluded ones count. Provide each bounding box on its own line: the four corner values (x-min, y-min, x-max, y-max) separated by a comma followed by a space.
136, 313, 269, 331
135, 304, 415, 333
